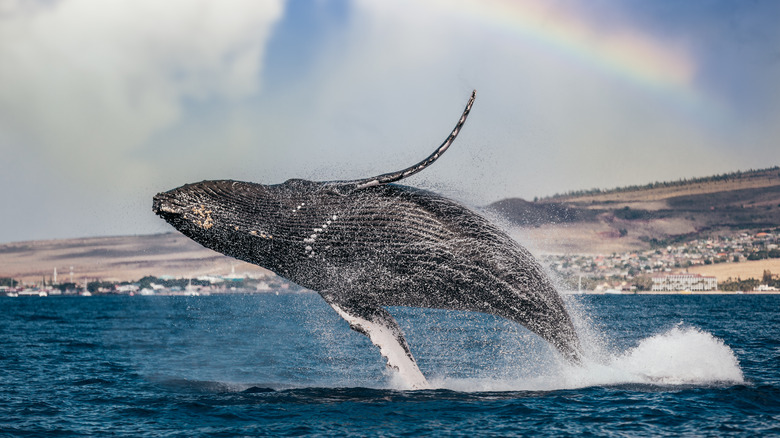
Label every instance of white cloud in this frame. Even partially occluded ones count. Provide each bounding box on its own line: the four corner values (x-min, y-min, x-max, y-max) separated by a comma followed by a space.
0, 0, 284, 185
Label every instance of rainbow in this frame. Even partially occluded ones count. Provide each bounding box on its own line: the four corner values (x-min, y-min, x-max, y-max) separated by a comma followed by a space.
439, 0, 697, 96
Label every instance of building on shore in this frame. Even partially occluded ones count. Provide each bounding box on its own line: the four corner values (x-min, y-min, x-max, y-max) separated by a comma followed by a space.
651, 273, 718, 292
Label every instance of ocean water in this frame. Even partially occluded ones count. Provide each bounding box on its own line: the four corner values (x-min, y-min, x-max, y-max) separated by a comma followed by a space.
1, 293, 778, 436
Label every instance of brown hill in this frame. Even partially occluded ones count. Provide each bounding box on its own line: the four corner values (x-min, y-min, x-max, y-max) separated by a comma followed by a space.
541, 166, 780, 205
0, 233, 270, 284
489, 167, 780, 254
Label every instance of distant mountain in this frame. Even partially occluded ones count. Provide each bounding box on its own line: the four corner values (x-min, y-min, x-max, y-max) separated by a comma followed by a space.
487, 166, 780, 254
539, 166, 780, 203
0, 233, 271, 284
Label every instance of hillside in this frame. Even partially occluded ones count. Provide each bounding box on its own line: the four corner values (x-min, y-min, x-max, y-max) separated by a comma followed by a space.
0, 233, 270, 284
488, 166, 780, 254
541, 166, 780, 204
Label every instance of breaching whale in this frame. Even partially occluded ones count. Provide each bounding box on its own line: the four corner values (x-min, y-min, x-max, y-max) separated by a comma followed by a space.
153, 90, 581, 389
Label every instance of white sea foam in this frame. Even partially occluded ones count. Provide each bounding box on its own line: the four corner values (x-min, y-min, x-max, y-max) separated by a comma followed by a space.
607, 326, 744, 385
425, 325, 744, 392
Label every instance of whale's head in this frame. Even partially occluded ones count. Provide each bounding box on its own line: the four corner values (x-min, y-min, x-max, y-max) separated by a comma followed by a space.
153, 180, 278, 259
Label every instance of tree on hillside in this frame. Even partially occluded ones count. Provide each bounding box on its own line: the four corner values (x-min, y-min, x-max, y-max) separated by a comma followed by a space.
633, 275, 653, 291
0, 277, 18, 288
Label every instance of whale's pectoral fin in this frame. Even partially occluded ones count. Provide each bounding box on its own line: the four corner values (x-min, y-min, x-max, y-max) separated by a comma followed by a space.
323, 296, 430, 390
334, 90, 476, 191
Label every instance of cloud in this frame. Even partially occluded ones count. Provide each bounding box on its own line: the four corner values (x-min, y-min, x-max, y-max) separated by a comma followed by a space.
0, 0, 284, 186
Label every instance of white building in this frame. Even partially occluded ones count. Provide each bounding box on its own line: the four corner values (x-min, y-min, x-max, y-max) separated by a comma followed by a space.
116, 284, 139, 293
651, 273, 718, 291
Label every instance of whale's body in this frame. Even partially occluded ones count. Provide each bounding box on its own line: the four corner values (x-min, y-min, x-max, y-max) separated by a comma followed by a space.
153, 91, 580, 388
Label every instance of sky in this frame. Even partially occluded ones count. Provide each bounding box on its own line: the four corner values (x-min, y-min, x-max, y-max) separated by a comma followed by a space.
1, 0, 779, 243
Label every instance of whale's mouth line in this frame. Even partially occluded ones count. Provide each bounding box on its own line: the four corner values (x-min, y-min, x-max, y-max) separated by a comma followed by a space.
153, 192, 185, 216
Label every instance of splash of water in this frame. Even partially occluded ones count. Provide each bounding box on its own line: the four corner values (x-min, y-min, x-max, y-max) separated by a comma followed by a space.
605, 326, 744, 384
415, 325, 744, 392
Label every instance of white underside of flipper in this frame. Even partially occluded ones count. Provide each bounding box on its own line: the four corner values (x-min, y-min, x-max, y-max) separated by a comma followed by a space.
331, 304, 431, 390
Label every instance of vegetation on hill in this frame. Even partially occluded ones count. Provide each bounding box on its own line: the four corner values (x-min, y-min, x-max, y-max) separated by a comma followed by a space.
1, 277, 19, 288
720, 270, 780, 291
540, 166, 780, 201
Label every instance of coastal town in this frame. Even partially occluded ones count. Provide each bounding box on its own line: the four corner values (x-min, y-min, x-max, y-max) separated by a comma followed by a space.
543, 227, 780, 294
2, 228, 779, 297
0, 269, 295, 297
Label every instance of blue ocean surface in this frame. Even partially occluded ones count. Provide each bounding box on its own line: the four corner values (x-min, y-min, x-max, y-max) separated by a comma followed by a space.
1, 293, 778, 436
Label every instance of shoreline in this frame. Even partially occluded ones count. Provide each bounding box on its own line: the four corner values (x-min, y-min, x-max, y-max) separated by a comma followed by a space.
5, 289, 779, 298
565, 290, 780, 295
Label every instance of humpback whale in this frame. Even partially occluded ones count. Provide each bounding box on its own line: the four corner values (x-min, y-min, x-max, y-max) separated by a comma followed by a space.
153, 91, 581, 389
